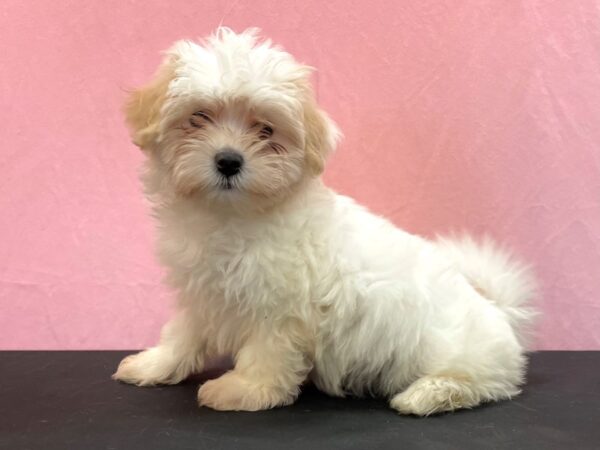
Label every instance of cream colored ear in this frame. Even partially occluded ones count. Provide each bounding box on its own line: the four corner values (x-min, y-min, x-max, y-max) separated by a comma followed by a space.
303, 99, 340, 175
124, 57, 176, 150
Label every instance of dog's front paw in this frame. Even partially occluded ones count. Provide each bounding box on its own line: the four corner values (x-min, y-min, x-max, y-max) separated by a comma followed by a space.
197, 371, 295, 411
112, 348, 184, 386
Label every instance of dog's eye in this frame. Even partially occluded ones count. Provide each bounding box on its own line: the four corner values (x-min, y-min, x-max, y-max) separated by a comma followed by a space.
189, 111, 213, 127
193, 111, 212, 120
258, 124, 273, 140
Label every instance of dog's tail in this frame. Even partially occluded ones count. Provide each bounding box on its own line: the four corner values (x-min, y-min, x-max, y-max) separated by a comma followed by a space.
436, 235, 538, 347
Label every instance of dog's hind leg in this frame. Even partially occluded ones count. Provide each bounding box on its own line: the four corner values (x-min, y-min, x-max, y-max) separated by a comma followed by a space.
389, 373, 520, 416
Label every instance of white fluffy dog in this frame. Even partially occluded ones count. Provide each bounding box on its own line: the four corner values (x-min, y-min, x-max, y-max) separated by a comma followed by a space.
113, 28, 536, 415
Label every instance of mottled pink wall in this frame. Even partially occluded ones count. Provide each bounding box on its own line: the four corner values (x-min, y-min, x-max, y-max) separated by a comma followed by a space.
1, 1, 599, 350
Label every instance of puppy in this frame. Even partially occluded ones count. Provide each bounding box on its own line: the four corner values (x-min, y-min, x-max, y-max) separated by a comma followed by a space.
113, 28, 536, 415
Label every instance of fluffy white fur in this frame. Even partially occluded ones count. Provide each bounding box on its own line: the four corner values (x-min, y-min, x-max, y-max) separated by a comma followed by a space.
113, 28, 537, 415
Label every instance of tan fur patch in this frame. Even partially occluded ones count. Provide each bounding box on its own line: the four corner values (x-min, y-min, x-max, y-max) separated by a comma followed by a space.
303, 99, 333, 175
124, 57, 177, 150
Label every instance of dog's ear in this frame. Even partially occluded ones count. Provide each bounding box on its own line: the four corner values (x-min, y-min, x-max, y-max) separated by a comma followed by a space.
124, 56, 177, 151
303, 99, 340, 175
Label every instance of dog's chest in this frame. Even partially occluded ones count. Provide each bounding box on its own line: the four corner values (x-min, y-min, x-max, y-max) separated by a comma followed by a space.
190, 223, 314, 311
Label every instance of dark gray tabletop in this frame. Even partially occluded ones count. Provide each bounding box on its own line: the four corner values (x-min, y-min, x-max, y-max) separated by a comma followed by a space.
1, 351, 598, 449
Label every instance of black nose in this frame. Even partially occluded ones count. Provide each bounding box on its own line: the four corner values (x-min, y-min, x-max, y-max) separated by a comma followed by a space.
215, 150, 244, 177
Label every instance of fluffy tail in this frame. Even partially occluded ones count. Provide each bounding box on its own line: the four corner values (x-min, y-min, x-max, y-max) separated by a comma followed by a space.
436, 235, 538, 348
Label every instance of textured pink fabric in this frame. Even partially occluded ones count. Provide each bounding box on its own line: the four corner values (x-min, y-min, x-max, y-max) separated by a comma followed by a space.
1, 1, 599, 349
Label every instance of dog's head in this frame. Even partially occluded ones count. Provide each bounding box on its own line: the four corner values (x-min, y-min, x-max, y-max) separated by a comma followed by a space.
125, 28, 339, 211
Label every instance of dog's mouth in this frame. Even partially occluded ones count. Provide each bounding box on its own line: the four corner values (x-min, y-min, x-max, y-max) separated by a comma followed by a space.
218, 177, 237, 191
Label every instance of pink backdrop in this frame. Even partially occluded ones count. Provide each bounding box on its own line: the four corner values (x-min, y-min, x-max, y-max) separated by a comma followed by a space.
1, 1, 599, 350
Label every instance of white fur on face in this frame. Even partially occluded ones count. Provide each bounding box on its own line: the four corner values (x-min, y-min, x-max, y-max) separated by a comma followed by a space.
160, 95, 305, 206
133, 28, 337, 212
